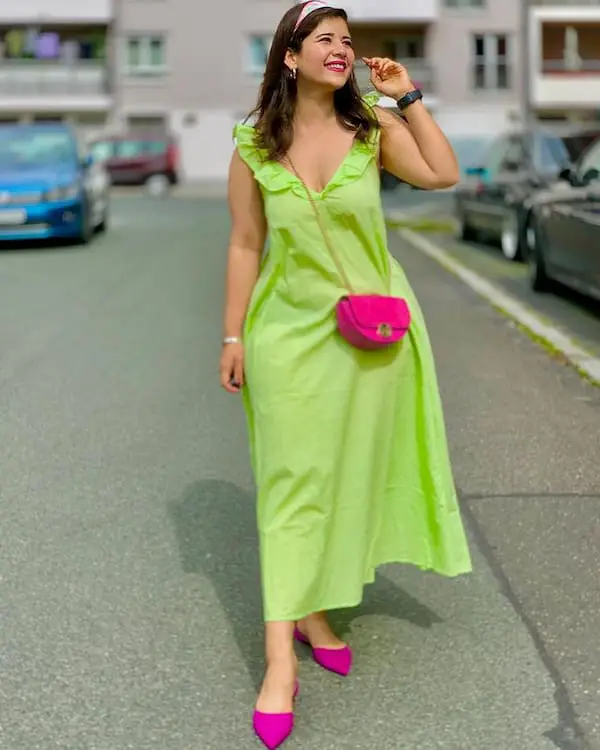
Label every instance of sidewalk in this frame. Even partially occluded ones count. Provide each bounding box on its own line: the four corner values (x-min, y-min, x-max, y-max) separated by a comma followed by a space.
384, 207, 600, 385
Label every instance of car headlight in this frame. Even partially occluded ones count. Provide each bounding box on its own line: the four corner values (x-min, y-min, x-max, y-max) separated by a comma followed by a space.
44, 183, 80, 202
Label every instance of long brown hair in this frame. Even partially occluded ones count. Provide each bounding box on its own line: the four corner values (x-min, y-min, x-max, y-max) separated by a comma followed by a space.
248, 4, 378, 161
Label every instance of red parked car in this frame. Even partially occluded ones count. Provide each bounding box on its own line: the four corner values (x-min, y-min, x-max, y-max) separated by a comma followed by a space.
89, 133, 179, 194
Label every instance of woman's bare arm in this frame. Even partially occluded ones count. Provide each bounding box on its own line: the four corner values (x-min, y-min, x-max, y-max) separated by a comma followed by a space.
223, 151, 267, 339
376, 103, 460, 190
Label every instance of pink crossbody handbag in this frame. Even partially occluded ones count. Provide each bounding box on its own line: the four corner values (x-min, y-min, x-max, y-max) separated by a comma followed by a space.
287, 158, 411, 350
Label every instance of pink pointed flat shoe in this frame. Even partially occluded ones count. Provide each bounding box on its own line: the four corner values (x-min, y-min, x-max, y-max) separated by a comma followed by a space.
252, 682, 299, 749
294, 627, 353, 676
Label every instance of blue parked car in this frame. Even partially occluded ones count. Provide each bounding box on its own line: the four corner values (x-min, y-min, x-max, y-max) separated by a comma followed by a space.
0, 123, 109, 244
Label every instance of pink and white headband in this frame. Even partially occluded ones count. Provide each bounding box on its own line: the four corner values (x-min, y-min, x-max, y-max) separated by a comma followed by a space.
294, 1, 334, 32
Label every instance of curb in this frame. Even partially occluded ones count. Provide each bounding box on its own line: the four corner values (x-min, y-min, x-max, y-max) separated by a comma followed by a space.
396, 226, 600, 387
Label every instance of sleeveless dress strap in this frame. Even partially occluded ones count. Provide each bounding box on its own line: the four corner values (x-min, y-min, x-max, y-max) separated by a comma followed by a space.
233, 122, 296, 193
233, 122, 263, 174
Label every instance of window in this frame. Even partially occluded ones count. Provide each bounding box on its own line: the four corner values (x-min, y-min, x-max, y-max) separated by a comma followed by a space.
0, 129, 77, 168
480, 135, 510, 177
536, 136, 570, 173
445, 0, 484, 6
114, 139, 167, 157
499, 135, 526, 172
472, 33, 510, 90
90, 141, 114, 162
448, 134, 494, 172
125, 36, 166, 74
0, 28, 106, 61
383, 37, 425, 60
246, 35, 272, 75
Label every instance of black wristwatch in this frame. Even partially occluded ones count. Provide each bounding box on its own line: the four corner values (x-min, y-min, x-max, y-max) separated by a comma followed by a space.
396, 89, 423, 111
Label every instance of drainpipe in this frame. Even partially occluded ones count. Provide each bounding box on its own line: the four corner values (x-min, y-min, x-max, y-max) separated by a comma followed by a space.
520, 0, 534, 171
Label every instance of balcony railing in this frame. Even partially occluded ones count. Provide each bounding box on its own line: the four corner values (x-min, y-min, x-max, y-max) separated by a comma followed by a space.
342, 0, 438, 22
355, 60, 435, 95
542, 59, 600, 73
0, 60, 108, 96
534, 0, 600, 5
0, 0, 112, 23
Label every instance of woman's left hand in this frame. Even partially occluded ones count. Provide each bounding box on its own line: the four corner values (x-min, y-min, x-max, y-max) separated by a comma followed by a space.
362, 57, 414, 100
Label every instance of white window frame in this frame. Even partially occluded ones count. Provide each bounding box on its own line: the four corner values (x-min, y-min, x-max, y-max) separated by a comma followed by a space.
246, 34, 273, 76
472, 33, 510, 91
125, 35, 167, 76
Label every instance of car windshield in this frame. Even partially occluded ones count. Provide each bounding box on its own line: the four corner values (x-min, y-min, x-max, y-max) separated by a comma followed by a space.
90, 141, 113, 163
537, 135, 570, 171
449, 135, 495, 173
0, 128, 77, 168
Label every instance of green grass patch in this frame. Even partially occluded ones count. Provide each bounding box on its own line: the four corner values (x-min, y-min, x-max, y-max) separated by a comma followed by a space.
492, 304, 599, 388
385, 216, 456, 234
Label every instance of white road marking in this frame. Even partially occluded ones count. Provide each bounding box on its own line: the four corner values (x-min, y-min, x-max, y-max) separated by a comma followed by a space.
398, 226, 600, 386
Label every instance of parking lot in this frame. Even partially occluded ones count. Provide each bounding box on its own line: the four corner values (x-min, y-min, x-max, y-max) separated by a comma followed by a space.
1, 195, 599, 749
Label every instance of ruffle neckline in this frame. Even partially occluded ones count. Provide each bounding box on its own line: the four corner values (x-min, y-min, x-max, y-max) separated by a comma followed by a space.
233, 92, 381, 199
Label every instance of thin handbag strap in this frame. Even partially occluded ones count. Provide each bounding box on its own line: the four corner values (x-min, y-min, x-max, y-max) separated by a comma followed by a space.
285, 156, 355, 294
286, 155, 391, 295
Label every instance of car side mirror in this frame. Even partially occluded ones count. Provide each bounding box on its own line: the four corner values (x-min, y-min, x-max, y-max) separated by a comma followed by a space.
582, 167, 600, 186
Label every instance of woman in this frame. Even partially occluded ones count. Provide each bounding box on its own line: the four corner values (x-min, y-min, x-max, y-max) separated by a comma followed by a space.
220, 2, 472, 747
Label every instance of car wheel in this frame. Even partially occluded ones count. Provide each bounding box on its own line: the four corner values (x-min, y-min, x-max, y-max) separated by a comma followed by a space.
145, 173, 170, 197
76, 206, 93, 245
500, 208, 523, 261
524, 215, 536, 260
527, 216, 550, 292
97, 204, 109, 233
457, 210, 478, 241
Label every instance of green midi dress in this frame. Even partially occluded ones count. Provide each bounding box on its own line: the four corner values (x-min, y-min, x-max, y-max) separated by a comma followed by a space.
234, 98, 472, 623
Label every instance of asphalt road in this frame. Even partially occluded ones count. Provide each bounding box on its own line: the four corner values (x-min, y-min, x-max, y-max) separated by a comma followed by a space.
1, 196, 599, 750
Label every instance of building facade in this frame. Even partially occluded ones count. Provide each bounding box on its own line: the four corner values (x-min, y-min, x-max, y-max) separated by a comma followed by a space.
528, 1, 600, 125
0, 0, 556, 182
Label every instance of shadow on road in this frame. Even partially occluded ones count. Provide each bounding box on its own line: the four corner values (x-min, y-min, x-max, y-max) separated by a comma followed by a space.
168, 479, 443, 689
0, 237, 84, 253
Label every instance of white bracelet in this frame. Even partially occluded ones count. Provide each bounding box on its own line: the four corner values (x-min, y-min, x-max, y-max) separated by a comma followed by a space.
223, 336, 241, 345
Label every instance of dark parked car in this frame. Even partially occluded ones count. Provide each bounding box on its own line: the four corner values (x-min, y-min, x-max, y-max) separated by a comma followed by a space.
453, 127, 600, 261
380, 134, 495, 192
89, 133, 179, 194
526, 136, 600, 301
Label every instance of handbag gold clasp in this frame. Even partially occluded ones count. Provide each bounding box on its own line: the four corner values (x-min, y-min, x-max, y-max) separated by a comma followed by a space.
377, 323, 392, 337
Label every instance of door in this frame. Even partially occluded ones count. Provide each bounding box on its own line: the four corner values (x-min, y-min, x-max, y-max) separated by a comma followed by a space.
106, 139, 150, 184
561, 201, 600, 293
540, 198, 600, 292
544, 139, 600, 286
541, 202, 582, 278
